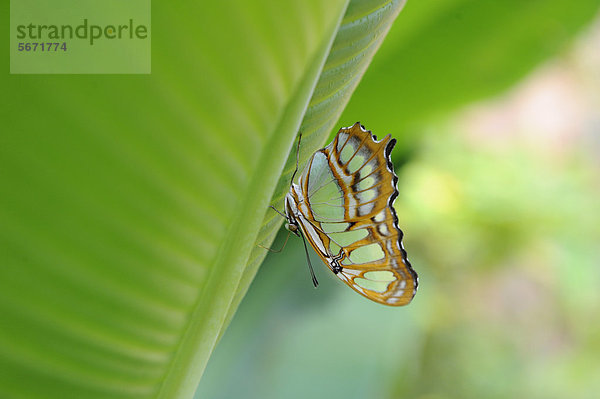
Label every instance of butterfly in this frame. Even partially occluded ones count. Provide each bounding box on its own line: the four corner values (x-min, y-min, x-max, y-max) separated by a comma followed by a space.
278, 122, 418, 306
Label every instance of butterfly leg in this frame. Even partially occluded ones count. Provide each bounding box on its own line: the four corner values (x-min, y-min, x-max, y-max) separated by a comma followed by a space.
257, 205, 290, 252
257, 230, 292, 253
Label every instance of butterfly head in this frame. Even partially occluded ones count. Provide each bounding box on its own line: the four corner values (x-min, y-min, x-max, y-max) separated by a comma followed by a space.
283, 192, 301, 237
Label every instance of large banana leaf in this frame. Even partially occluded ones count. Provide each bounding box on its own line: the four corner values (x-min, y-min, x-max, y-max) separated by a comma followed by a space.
0, 0, 406, 398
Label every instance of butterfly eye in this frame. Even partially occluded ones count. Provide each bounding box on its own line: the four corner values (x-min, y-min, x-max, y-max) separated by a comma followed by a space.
285, 222, 298, 232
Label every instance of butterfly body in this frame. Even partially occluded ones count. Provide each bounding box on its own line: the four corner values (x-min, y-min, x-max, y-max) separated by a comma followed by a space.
283, 122, 418, 306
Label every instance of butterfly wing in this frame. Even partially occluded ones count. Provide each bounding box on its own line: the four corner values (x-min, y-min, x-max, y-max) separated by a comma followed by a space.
291, 122, 418, 306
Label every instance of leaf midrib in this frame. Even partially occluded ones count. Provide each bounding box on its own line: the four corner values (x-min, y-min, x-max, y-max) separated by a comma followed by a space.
155, 3, 350, 397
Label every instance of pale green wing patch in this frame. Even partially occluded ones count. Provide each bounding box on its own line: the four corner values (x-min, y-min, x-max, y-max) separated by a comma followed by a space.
305, 152, 333, 196
321, 222, 350, 233
339, 134, 355, 164
328, 229, 368, 247
348, 242, 385, 264
310, 200, 345, 221
358, 175, 376, 191
303, 151, 346, 221
354, 271, 396, 293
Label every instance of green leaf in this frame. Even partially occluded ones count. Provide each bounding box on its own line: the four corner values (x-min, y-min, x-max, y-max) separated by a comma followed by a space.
0, 0, 406, 398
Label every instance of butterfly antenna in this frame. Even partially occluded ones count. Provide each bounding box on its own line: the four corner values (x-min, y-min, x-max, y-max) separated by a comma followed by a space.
300, 231, 319, 287
257, 230, 291, 253
289, 133, 302, 186
269, 205, 286, 219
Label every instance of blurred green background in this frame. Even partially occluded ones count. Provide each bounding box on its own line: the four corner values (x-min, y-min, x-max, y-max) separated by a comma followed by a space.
198, 2, 600, 399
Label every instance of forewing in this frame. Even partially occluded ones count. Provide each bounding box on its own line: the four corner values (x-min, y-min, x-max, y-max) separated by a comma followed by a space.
294, 122, 418, 306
